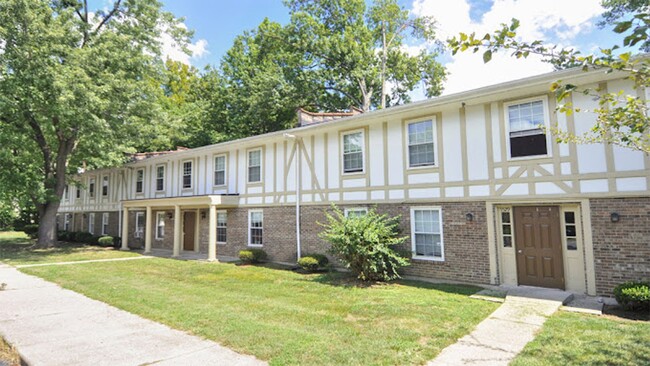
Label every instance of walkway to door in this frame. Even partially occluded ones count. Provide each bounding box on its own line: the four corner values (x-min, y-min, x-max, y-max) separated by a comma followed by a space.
428, 286, 573, 366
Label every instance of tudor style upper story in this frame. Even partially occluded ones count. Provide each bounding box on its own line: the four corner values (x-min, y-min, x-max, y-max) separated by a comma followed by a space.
59, 66, 650, 213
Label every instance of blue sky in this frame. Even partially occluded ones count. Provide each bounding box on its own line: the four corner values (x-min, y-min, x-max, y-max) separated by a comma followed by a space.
157, 0, 618, 96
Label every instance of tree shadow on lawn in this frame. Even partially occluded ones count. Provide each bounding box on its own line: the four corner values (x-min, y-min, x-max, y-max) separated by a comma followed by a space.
603, 304, 650, 321
0, 236, 96, 263
308, 271, 484, 296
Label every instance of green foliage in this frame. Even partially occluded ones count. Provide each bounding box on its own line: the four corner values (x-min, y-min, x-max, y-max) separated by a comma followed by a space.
239, 249, 268, 264
447, 9, 650, 153
97, 236, 114, 247
319, 205, 409, 281
614, 281, 650, 311
297, 254, 329, 271
73, 232, 93, 244
23, 224, 39, 239
297, 256, 320, 271
0, 0, 190, 247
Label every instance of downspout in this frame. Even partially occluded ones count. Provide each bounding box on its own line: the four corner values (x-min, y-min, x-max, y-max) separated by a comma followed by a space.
284, 133, 302, 260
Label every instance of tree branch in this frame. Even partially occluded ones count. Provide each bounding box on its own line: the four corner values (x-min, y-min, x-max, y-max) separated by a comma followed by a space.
92, 0, 122, 36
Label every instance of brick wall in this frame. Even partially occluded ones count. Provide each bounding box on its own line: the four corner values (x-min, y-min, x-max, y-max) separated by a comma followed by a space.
590, 197, 650, 296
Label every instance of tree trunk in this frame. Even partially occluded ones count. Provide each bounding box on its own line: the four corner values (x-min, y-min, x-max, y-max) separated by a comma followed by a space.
36, 202, 60, 247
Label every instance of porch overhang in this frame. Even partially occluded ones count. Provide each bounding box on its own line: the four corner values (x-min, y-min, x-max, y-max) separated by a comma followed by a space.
121, 194, 239, 210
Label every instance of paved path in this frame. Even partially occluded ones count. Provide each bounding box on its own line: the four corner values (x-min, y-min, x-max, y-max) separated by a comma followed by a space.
15, 255, 154, 268
0, 264, 266, 366
428, 286, 572, 366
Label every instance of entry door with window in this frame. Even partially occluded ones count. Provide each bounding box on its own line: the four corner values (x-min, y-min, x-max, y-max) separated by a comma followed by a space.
183, 212, 196, 251
514, 206, 565, 289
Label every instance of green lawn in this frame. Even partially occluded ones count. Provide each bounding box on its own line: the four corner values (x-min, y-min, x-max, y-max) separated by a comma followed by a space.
0, 231, 140, 265
20, 257, 498, 365
512, 311, 650, 366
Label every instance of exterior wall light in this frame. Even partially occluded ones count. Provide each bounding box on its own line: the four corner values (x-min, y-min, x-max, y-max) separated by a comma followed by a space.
610, 212, 620, 223
466, 213, 474, 222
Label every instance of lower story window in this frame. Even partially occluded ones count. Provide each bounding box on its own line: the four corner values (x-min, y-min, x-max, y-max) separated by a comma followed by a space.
135, 212, 145, 238
156, 212, 165, 239
248, 210, 263, 246
410, 207, 444, 260
102, 213, 109, 236
217, 211, 227, 243
88, 213, 95, 235
64, 213, 71, 231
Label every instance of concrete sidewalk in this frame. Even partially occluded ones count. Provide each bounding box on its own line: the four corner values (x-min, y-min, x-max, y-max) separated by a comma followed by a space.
0, 264, 266, 366
428, 286, 573, 366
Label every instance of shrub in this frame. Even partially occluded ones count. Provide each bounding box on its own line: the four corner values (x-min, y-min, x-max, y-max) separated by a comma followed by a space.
57, 230, 70, 241
97, 236, 114, 247
298, 256, 320, 272
319, 205, 409, 281
112, 236, 122, 248
239, 249, 268, 263
90, 236, 103, 245
614, 281, 650, 311
23, 224, 39, 239
74, 231, 93, 244
308, 253, 329, 267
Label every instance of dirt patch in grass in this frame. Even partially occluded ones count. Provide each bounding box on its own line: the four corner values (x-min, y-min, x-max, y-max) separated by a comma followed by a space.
602, 304, 650, 321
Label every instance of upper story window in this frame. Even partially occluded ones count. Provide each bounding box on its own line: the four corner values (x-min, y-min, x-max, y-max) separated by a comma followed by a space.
136, 169, 144, 194
408, 120, 435, 167
342, 130, 364, 173
156, 165, 165, 191
410, 207, 444, 261
182, 161, 192, 189
76, 184, 81, 199
506, 99, 549, 158
63, 185, 69, 200
102, 175, 109, 196
248, 149, 262, 183
89, 178, 95, 198
214, 155, 226, 186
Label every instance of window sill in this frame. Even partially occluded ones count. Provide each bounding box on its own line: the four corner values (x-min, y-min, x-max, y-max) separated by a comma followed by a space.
406, 164, 439, 171
341, 171, 365, 177
217, 242, 227, 245
246, 181, 263, 186
247, 244, 263, 247
506, 154, 552, 162
412, 256, 445, 262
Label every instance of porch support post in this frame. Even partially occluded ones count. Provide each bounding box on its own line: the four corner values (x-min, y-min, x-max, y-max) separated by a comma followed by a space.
194, 209, 200, 253
144, 206, 152, 254
120, 207, 129, 250
208, 204, 217, 262
173, 205, 181, 257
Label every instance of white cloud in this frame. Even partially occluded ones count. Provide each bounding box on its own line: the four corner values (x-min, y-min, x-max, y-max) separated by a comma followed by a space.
412, 0, 604, 95
159, 23, 209, 65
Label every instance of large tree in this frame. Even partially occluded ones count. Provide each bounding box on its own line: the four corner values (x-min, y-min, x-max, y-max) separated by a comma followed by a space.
0, 0, 190, 246
286, 0, 446, 111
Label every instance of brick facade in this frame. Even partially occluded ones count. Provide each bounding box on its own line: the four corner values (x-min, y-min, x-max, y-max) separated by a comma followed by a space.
590, 197, 650, 296
57, 211, 119, 238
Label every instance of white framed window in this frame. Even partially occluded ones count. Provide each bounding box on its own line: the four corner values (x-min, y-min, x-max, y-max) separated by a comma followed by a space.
102, 175, 109, 197
76, 184, 81, 199
247, 149, 262, 183
344, 207, 368, 218
217, 210, 227, 244
155, 212, 165, 239
64, 213, 71, 231
564, 211, 578, 251
182, 161, 193, 189
88, 213, 95, 235
135, 212, 145, 238
89, 177, 95, 198
342, 130, 364, 173
156, 165, 165, 191
505, 97, 551, 159
410, 207, 444, 261
64, 185, 69, 200
248, 209, 263, 246
102, 213, 109, 235
135, 169, 144, 194
214, 155, 226, 186
407, 120, 435, 167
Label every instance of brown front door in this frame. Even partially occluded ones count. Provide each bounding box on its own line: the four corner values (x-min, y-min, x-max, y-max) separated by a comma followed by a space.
183, 212, 195, 251
514, 206, 565, 289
